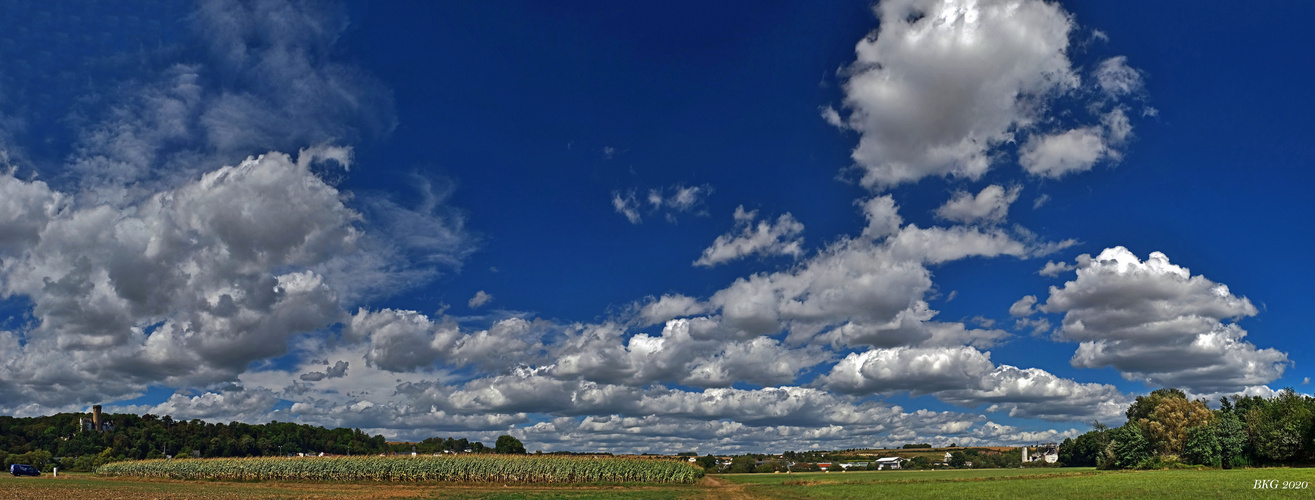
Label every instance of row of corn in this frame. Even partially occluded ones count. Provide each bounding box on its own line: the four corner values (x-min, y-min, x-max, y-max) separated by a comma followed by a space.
95, 454, 704, 484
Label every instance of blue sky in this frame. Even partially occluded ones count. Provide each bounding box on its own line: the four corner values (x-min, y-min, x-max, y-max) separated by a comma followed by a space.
0, 0, 1311, 453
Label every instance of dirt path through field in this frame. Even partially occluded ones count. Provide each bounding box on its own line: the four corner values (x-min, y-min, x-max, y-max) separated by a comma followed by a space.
700, 475, 760, 500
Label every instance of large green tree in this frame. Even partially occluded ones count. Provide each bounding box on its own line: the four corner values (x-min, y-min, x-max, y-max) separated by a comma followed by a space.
494, 435, 526, 454
1060, 422, 1110, 467
1104, 423, 1153, 469
1126, 388, 1188, 422
1244, 388, 1314, 462
1213, 412, 1249, 468
1182, 425, 1220, 466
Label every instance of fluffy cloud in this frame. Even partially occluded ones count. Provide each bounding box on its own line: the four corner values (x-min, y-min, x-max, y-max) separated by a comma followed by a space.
694, 206, 805, 267
1018, 127, 1108, 178
0, 150, 358, 409
17, 0, 471, 307
859, 195, 903, 240
818, 314, 1008, 350
830, 0, 1078, 187
818, 346, 1130, 422
708, 239, 932, 340
638, 294, 708, 326
936, 366, 1129, 422
934, 185, 1022, 225
1009, 295, 1038, 318
884, 224, 1028, 264
1, 0, 468, 303
344, 308, 543, 373
1036, 247, 1289, 392
819, 346, 997, 395
1038, 260, 1077, 277
114, 388, 283, 423
828, 0, 1145, 187
548, 319, 828, 388
696, 196, 1068, 346
468, 290, 493, 309
0, 169, 65, 253
1018, 106, 1132, 178
965, 422, 1082, 447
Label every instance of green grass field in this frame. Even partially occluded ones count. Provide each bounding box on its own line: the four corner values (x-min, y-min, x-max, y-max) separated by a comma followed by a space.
725, 466, 1097, 485
718, 467, 1315, 499
3, 467, 1312, 499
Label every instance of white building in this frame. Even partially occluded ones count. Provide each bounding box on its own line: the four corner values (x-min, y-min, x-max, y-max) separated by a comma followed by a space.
874, 457, 905, 470
1022, 443, 1059, 464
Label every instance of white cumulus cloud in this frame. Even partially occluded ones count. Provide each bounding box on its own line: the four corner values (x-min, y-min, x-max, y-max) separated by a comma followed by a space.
468, 290, 493, 309
817, 345, 1131, 422
0, 150, 357, 409
831, 0, 1079, 188
1038, 260, 1077, 277
934, 185, 1022, 225
694, 206, 805, 267
1039, 247, 1289, 392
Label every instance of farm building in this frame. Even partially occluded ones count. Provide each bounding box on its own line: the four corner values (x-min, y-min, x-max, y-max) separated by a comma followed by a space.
874, 457, 905, 470
1021, 443, 1059, 464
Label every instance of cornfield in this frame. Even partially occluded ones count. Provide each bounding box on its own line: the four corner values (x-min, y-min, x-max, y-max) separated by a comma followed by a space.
95, 454, 704, 484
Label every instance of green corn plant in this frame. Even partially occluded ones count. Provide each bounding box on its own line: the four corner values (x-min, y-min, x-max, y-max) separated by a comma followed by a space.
96, 454, 704, 484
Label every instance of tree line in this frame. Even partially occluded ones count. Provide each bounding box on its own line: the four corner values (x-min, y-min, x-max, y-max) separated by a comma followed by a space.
701, 447, 1035, 473
0, 411, 523, 472
1059, 387, 1315, 469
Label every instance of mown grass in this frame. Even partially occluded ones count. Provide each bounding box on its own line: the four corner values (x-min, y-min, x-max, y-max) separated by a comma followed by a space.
718, 467, 1315, 499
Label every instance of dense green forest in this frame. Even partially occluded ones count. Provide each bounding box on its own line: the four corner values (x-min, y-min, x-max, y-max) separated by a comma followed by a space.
0, 411, 498, 472
1060, 388, 1315, 469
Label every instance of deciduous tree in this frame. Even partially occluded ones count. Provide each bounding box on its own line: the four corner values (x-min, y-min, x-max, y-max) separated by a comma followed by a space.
1141, 397, 1212, 455
494, 435, 526, 454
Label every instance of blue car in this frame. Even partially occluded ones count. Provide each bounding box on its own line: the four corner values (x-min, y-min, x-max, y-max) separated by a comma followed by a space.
9, 464, 40, 476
